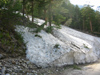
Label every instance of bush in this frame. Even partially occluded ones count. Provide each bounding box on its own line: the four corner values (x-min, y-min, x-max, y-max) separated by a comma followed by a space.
54, 44, 60, 48
14, 32, 24, 46
0, 10, 15, 31
0, 32, 3, 39
45, 26, 54, 33
35, 34, 42, 38
0, 9, 26, 57
34, 22, 46, 33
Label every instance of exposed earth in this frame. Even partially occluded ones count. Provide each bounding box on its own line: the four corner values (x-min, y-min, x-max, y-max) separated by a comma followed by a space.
0, 55, 100, 75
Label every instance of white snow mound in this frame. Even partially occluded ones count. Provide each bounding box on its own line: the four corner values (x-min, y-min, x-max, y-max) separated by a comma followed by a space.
15, 25, 100, 67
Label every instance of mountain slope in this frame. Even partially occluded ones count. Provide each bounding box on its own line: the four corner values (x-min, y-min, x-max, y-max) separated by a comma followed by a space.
15, 24, 100, 67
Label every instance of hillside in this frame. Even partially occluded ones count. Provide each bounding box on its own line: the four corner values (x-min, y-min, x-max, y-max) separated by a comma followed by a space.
0, 15, 100, 75
0, 0, 100, 74
15, 19, 100, 67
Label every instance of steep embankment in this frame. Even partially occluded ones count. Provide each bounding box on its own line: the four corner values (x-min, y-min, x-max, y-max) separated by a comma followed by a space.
15, 24, 100, 67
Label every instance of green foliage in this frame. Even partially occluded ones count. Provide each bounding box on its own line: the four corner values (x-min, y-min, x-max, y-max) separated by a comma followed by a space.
54, 44, 60, 48
26, 22, 38, 28
1, 39, 10, 45
45, 26, 54, 33
55, 25, 61, 29
83, 44, 89, 49
1, 39, 6, 44
0, 10, 21, 31
81, 6, 95, 31
0, 28, 25, 55
34, 22, 47, 33
0, 0, 100, 36
12, 0, 22, 11
65, 18, 72, 26
14, 32, 24, 45
73, 65, 81, 70
35, 34, 42, 38
0, 0, 8, 3
64, 65, 81, 70
0, 32, 3, 39
0, 0, 8, 8
0, 0, 22, 11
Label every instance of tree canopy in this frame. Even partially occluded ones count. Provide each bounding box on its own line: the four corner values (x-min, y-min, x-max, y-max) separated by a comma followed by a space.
0, 0, 100, 35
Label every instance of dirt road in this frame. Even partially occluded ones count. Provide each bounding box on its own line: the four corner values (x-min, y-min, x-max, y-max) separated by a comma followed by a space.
60, 60, 100, 75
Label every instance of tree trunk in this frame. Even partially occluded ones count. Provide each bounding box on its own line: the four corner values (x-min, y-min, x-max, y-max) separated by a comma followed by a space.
48, 5, 51, 26
44, 7, 48, 25
23, 0, 25, 17
83, 19, 85, 31
44, 8, 47, 22
32, 0, 34, 23
90, 20, 93, 32
48, 0, 53, 27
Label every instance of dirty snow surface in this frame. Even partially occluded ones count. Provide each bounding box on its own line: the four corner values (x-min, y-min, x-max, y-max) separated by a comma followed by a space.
15, 25, 100, 67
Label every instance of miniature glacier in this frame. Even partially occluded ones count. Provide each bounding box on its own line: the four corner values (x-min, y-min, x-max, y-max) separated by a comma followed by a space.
15, 25, 100, 67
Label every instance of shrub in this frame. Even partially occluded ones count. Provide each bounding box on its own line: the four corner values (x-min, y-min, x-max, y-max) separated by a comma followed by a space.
0, 32, 3, 39
45, 26, 54, 33
54, 44, 60, 48
14, 32, 24, 45
35, 34, 42, 38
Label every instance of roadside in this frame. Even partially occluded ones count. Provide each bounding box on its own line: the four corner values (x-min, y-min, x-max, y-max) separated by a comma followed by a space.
0, 56, 100, 75
61, 59, 100, 75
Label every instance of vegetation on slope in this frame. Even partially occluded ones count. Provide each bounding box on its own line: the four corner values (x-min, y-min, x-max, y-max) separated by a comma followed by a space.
0, 10, 25, 57
0, 0, 100, 58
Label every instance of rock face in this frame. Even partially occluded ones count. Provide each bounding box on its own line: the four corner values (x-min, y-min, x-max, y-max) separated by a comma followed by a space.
15, 25, 100, 67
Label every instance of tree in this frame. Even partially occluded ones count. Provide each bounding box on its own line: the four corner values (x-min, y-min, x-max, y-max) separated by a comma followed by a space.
81, 6, 95, 32
22, 0, 25, 17
48, 0, 67, 27
95, 11, 100, 32
48, 0, 52, 26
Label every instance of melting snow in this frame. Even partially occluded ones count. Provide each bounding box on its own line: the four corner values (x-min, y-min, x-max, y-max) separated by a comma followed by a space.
15, 18, 100, 67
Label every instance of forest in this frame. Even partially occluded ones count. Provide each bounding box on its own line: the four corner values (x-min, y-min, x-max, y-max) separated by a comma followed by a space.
0, 0, 100, 56
0, 0, 100, 35
0, 0, 100, 75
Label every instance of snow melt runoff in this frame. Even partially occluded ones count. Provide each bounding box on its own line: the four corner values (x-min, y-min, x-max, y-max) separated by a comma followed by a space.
15, 24, 100, 68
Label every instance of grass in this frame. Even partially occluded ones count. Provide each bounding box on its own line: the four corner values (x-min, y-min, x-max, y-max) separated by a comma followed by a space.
73, 65, 81, 70
64, 65, 81, 70
83, 44, 89, 49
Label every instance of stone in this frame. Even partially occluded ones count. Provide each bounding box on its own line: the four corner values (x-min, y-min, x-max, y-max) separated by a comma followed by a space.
0, 63, 2, 66
6, 73, 10, 75
6, 69, 12, 73
12, 60, 16, 64
13, 66, 17, 70
22, 63, 27, 68
1, 66, 6, 75
0, 54, 3, 59
0, 67, 1, 70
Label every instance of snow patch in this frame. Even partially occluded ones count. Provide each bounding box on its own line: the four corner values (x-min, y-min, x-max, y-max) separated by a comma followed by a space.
15, 25, 100, 67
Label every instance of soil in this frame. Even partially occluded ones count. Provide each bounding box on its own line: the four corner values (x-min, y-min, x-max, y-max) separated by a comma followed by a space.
0, 55, 100, 75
